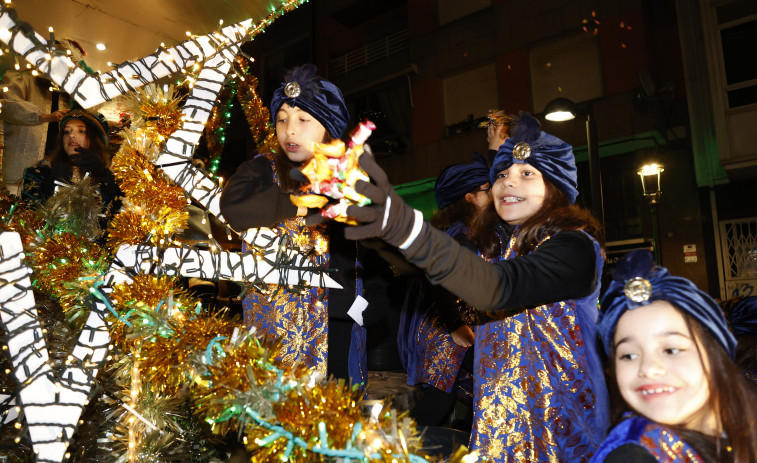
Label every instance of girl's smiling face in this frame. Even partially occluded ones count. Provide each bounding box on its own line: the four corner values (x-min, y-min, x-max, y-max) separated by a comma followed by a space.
613, 301, 716, 435
62, 119, 90, 156
490, 163, 546, 225
275, 104, 328, 163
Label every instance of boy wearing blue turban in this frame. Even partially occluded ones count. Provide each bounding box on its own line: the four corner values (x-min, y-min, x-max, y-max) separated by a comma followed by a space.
220, 65, 368, 386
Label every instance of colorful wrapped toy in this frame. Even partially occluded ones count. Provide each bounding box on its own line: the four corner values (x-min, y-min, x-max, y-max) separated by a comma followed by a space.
290, 120, 376, 225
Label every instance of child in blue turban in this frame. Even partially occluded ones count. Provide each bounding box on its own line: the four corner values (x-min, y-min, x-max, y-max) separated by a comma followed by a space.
219, 65, 369, 387
340, 112, 609, 461
404, 153, 491, 428
723, 296, 757, 384
591, 249, 757, 462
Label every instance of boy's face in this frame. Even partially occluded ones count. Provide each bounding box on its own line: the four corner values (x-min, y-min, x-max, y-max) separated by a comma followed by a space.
613, 301, 715, 435
276, 104, 328, 163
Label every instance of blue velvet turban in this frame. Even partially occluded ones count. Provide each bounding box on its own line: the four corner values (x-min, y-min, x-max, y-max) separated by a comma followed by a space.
435, 153, 491, 209
270, 64, 349, 139
727, 296, 757, 337
597, 249, 737, 359
490, 112, 578, 204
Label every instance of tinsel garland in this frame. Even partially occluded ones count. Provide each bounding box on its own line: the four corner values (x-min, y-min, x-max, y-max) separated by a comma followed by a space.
235, 58, 278, 155
0, 192, 44, 245
204, 84, 234, 164
24, 177, 111, 324
203, 57, 278, 175
121, 84, 185, 144
36, 175, 107, 240
110, 277, 237, 395
28, 232, 109, 319
108, 145, 189, 248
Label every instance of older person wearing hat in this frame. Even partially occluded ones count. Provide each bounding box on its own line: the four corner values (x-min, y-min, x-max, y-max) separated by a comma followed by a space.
590, 249, 757, 462
21, 108, 118, 211
220, 64, 371, 387
341, 112, 609, 461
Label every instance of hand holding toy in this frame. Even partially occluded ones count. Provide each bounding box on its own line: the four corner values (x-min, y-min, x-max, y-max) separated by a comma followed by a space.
291, 120, 376, 225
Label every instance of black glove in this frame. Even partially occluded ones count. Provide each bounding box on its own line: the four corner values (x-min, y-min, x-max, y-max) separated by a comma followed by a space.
69, 147, 108, 177
344, 146, 421, 248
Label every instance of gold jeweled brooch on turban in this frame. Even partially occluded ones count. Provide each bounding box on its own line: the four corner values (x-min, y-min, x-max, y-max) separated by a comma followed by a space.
623, 277, 652, 302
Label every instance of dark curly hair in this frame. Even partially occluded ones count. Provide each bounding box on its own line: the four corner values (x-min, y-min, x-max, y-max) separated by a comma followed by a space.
469, 179, 603, 259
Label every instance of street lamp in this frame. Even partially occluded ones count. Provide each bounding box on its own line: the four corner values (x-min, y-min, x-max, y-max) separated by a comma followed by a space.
543, 98, 604, 227
637, 163, 664, 264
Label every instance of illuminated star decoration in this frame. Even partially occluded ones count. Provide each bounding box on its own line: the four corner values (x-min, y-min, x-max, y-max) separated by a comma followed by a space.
0, 3, 460, 463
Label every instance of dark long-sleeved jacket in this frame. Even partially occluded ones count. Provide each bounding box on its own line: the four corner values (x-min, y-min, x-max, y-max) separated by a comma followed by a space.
403, 221, 599, 313
220, 156, 373, 321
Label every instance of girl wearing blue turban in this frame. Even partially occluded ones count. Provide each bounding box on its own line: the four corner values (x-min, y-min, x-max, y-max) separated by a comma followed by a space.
219, 65, 369, 387
591, 249, 757, 462
342, 112, 609, 461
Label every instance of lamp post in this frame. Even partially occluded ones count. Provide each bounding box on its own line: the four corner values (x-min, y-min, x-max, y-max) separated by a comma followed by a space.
543, 98, 604, 227
637, 163, 664, 265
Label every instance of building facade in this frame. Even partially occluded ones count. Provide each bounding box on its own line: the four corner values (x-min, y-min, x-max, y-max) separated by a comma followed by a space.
241, 0, 757, 299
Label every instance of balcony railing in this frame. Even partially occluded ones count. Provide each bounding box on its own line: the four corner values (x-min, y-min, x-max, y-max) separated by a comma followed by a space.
329, 29, 409, 77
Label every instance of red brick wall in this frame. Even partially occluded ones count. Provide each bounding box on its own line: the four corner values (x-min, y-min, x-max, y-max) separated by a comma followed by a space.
411, 77, 444, 146
599, 9, 649, 96
496, 48, 531, 113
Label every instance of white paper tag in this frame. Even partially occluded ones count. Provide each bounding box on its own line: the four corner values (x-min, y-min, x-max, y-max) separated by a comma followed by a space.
347, 295, 369, 326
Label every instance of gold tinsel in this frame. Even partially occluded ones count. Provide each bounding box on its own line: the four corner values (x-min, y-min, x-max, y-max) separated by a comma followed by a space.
117, 127, 164, 164
191, 332, 429, 462
121, 84, 185, 143
109, 275, 237, 394
204, 85, 232, 158
263, 381, 366, 458
0, 193, 44, 246
108, 146, 188, 247
203, 58, 277, 163
236, 60, 278, 154
107, 274, 183, 348
28, 232, 109, 314
135, 307, 237, 395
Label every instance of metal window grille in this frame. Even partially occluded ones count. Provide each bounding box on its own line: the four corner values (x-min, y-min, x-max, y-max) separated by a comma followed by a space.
720, 217, 757, 298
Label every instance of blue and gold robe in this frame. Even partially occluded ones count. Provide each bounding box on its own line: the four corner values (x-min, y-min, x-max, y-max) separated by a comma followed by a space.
241, 154, 366, 386
590, 415, 707, 462
470, 230, 609, 462
407, 222, 481, 401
